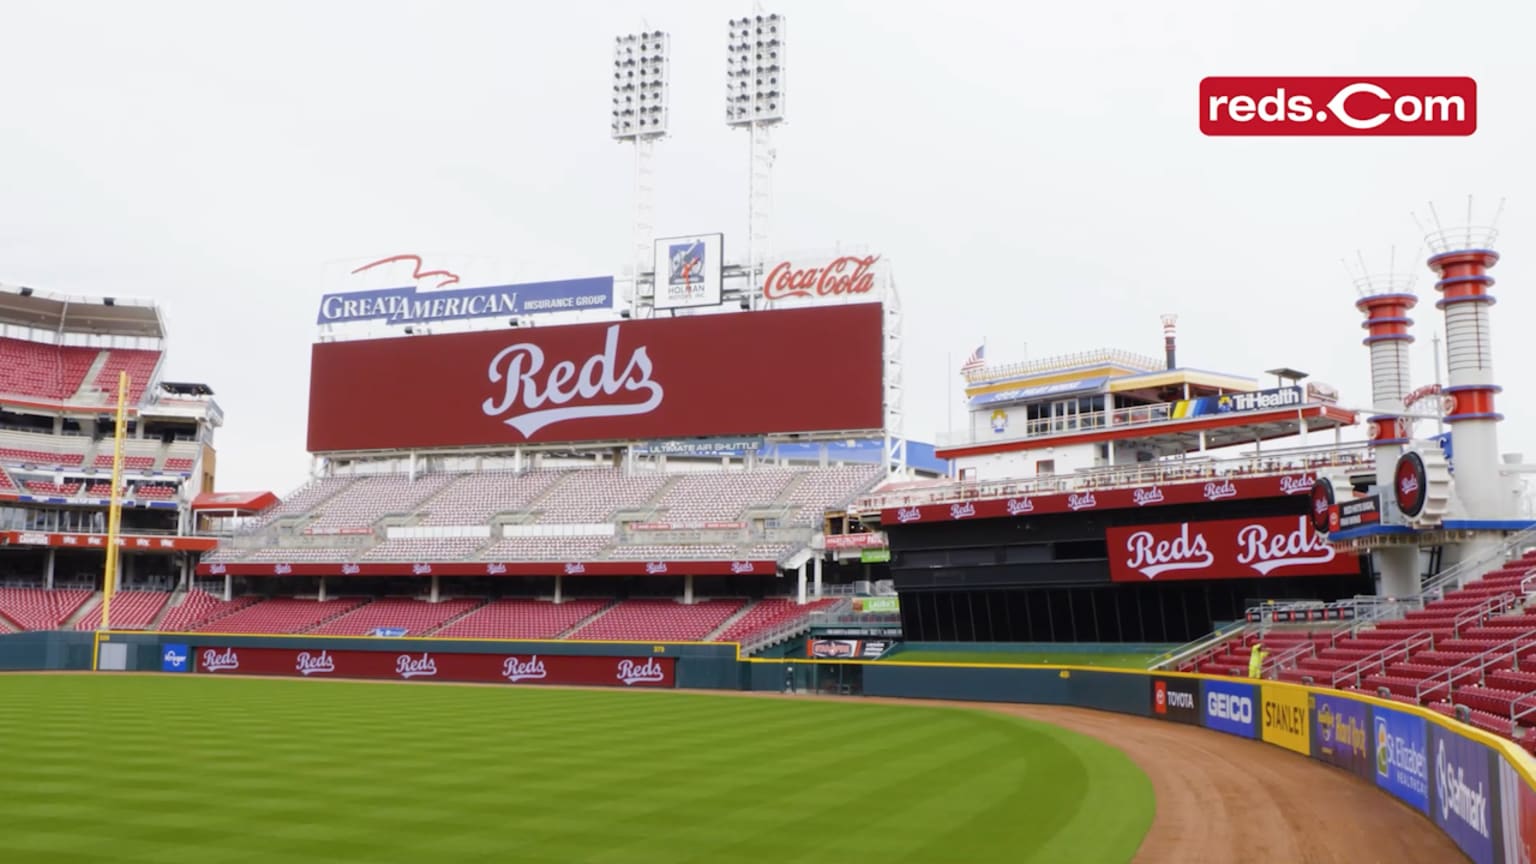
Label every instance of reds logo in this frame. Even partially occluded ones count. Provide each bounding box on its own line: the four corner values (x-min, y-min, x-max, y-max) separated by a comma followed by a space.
482, 324, 665, 437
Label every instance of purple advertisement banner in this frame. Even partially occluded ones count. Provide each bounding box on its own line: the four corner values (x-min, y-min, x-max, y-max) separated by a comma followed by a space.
1431, 724, 1495, 864
1312, 694, 1371, 780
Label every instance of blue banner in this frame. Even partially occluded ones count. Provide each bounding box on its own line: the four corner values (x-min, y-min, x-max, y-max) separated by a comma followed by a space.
1432, 724, 1495, 864
1374, 705, 1430, 813
1312, 693, 1372, 780
968, 377, 1107, 409
316, 276, 614, 326
161, 644, 190, 673
1201, 679, 1258, 739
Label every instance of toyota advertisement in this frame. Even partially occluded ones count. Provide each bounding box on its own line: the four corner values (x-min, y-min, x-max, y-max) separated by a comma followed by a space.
1374, 705, 1430, 814
193, 646, 676, 688
1106, 515, 1361, 583
1201, 679, 1257, 739
307, 304, 884, 452
1150, 677, 1200, 726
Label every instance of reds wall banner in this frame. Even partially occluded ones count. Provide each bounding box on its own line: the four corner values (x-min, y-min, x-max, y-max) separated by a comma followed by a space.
194, 646, 675, 688
308, 304, 883, 452
195, 559, 774, 578
1106, 515, 1359, 582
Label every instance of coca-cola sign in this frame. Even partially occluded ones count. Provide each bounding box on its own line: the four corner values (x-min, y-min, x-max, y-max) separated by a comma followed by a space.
190, 646, 675, 688
762, 255, 881, 302
308, 304, 883, 451
1106, 515, 1359, 582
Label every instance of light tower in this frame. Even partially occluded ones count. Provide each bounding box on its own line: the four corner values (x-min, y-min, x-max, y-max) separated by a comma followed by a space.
1418, 199, 1506, 523
725, 11, 785, 308
1350, 251, 1421, 596
611, 29, 670, 315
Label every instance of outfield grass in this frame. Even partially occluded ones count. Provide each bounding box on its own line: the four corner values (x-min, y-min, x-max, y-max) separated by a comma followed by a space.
888, 650, 1158, 669
0, 675, 1153, 863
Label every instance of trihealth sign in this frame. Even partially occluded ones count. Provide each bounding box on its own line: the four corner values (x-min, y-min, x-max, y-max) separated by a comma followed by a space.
1259, 684, 1310, 755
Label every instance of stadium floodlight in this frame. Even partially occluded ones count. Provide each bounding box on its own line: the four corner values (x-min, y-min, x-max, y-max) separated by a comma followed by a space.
612, 29, 670, 317
726, 13, 785, 308
611, 31, 670, 141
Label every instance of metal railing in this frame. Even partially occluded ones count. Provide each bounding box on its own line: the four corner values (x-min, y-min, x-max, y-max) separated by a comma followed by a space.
861, 442, 1372, 511
1148, 620, 1248, 672
962, 349, 1162, 385
740, 597, 853, 655
1418, 629, 1536, 704
1329, 631, 1438, 689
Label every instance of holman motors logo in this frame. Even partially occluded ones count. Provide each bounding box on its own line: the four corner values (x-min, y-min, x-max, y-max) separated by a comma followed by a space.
1066, 492, 1097, 511
1131, 487, 1164, 507
1235, 517, 1334, 575
502, 656, 548, 683
1005, 497, 1034, 515
1122, 524, 1214, 579
1203, 480, 1238, 501
616, 658, 666, 685
295, 651, 336, 676
202, 648, 240, 672
949, 502, 976, 520
482, 324, 664, 438
1278, 474, 1316, 495
895, 507, 922, 523
990, 409, 1008, 434
395, 653, 438, 679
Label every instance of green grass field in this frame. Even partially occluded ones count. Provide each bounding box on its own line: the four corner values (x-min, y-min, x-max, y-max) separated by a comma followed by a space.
0, 675, 1153, 863
887, 650, 1158, 669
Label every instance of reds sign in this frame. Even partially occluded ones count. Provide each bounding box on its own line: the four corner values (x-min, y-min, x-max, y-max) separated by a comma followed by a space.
1106, 515, 1359, 582
308, 304, 883, 451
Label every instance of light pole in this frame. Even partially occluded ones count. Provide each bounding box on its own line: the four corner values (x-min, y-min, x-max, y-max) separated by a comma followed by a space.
612, 30, 670, 317
725, 11, 785, 309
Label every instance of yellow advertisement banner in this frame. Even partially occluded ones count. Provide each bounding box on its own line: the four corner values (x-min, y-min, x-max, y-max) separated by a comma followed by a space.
1260, 684, 1311, 755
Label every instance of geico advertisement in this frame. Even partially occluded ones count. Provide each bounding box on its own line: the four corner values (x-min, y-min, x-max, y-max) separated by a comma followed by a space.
1201, 679, 1258, 739
1259, 684, 1310, 755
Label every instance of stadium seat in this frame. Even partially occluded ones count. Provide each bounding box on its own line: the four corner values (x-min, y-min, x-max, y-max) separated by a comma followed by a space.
0, 588, 95, 630
714, 597, 840, 644
433, 598, 609, 639
310, 597, 484, 636
189, 597, 370, 634
72, 591, 171, 630
570, 598, 745, 641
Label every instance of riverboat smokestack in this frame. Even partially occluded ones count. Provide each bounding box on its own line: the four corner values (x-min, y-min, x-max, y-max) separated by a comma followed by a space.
1161, 314, 1177, 370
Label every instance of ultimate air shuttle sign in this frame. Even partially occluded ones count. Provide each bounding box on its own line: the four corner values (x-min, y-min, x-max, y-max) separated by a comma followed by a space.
317, 254, 614, 326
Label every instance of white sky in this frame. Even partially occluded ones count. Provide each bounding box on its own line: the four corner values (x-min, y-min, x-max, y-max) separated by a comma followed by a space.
1, 0, 1531, 494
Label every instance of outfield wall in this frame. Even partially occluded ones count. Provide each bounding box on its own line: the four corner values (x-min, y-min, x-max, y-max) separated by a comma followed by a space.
3, 629, 1531, 863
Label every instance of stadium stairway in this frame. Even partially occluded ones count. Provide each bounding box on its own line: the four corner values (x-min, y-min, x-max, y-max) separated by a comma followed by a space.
703, 599, 762, 642
556, 600, 620, 638
418, 598, 493, 636
71, 351, 113, 401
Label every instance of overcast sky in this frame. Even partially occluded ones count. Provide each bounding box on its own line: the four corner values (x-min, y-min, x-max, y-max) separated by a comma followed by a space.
1, 0, 1531, 495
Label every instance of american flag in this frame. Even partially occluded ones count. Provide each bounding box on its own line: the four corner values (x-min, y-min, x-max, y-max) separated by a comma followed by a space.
960, 344, 985, 372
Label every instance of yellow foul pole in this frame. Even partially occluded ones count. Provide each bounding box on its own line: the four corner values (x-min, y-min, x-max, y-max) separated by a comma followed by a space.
98, 371, 130, 637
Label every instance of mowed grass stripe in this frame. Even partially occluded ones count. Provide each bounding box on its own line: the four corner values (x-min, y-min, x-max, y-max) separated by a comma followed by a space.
0, 675, 1152, 863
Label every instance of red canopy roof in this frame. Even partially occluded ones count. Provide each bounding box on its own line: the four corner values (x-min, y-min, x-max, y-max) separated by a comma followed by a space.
191, 490, 278, 513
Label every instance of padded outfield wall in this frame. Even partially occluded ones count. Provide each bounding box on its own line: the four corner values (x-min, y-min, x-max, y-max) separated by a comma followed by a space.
5, 630, 1534, 863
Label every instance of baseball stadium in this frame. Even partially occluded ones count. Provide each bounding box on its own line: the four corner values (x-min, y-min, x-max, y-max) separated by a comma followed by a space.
0, 12, 1528, 864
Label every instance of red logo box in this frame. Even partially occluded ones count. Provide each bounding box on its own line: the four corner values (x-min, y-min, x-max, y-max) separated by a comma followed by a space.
1200, 77, 1476, 136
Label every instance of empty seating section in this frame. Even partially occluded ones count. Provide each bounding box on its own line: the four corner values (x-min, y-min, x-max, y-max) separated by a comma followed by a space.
160, 591, 260, 631
0, 588, 93, 630
244, 548, 359, 563
435, 598, 608, 639
0, 337, 96, 400
191, 597, 369, 633
132, 484, 177, 500
1, 447, 84, 467
609, 544, 739, 561
747, 543, 792, 561
535, 470, 670, 524
655, 471, 792, 522
0, 467, 13, 491
96, 454, 157, 470
253, 476, 356, 526
23, 480, 82, 497
72, 591, 171, 630
782, 466, 883, 525
165, 457, 195, 472
311, 598, 483, 635
93, 349, 161, 403
362, 538, 486, 561
1188, 548, 1536, 747
572, 598, 745, 641
419, 471, 562, 525
303, 473, 458, 533
479, 536, 611, 561
715, 597, 839, 643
